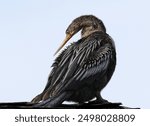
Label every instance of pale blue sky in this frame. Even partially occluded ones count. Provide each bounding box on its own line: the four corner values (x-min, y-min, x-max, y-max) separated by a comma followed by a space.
0, 0, 149, 108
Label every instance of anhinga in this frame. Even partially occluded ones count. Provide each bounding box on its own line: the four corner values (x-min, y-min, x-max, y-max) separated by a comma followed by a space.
31, 15, 116, 107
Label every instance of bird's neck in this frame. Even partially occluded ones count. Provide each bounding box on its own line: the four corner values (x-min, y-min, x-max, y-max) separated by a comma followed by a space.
81, 29, 102, 38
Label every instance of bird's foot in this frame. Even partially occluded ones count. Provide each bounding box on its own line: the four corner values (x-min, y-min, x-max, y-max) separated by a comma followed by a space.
88, 98, 109, 105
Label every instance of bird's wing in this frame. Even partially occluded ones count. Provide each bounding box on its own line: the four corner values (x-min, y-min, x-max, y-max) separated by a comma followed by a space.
41, 43, 76, 94
31, 43, 77, 103
49, 33, 116, 96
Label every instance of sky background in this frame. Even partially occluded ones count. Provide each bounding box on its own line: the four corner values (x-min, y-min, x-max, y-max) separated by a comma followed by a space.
0, 0, 150, 108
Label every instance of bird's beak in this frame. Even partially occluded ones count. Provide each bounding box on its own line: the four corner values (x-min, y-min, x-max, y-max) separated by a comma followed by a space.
54, 33, 73, 55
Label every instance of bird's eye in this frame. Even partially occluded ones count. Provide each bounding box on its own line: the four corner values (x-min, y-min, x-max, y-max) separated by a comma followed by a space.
66, 30, 69, 34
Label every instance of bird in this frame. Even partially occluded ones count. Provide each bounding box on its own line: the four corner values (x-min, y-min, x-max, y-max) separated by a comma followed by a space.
31, 15, 116, 108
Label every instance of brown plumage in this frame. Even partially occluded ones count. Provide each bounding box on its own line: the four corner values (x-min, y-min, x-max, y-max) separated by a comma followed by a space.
31, 15, 116, 107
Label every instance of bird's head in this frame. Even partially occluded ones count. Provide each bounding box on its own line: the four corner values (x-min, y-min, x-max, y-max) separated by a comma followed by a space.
54, 15, 106, 55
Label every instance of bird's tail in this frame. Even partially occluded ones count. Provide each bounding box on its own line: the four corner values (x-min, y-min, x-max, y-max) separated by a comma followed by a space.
32, 92, 72, 108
